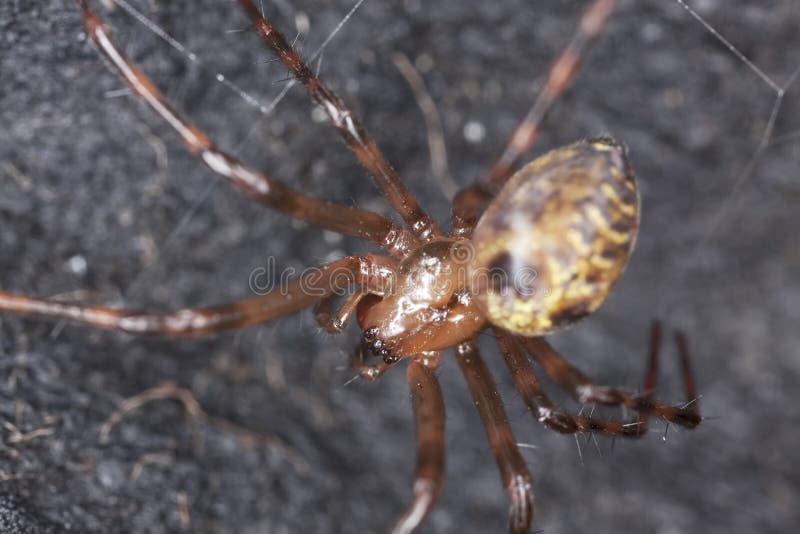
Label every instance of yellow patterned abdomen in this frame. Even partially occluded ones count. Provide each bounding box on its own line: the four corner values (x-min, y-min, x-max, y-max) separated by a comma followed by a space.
469, 138, 639, 336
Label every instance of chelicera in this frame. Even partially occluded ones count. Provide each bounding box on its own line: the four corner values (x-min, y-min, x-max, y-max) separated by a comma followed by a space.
0, 1, 702, 532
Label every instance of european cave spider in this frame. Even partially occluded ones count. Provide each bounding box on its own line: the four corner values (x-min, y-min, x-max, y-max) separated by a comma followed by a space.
0, 0, 704, 532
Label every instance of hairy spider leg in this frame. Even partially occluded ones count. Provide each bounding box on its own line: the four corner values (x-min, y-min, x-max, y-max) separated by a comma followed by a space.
238, 0, 443, 242
455, 340, 533, 534
0, 256, 395, 337
76, 0, 416, 258
391, 359, 446, 534
452, 0, 617, 236
496, 323, 667, 437
520, 332, 702, 429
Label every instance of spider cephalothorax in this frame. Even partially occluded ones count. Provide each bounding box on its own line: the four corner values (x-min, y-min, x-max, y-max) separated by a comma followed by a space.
0, 1, 701, 533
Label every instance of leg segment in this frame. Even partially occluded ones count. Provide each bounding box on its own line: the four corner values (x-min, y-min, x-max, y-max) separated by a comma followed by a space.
455, 340, 533, 534
393, 52, 456, 201
674, 330, 701, 420
519, 325, 701, 429
390, 359, 445, 534
0, 256, 394, 337
77, 0, 415, 257
237, 0, 442, 241
496, 327, 659, 437
315, 290, 368, 334
451, 0, 616, 236
351, 343, 393, 381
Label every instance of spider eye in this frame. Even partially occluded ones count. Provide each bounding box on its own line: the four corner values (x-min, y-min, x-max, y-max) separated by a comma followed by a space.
470, 139, 639, 336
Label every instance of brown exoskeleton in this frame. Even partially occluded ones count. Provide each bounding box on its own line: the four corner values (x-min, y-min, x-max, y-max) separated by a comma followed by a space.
0, 1, 701, 532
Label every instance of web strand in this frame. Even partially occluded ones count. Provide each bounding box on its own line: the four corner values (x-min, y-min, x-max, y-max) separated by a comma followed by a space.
112, 0, 272, 114
105, 0, 372, 302
673, 0, 782, 93
659, 0, 800, 318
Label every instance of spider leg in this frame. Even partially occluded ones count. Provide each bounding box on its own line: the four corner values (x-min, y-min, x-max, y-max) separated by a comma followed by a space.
237, 0, 443, 242
451, 0, 616, 236
0, 256, 393, 338
393, 52, 456, 201
314, 290, 369, 334
76, 1, 415, 258
349, 343, 393, 381
316, 255, 398, 333
390, 358, 445, 534
455, 340, 533, 534
518, 323, 701, 429
496, 328, 658, 437
674, 330, 699, 416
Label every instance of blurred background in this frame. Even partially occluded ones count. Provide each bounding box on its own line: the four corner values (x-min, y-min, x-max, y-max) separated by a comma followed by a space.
1, 0, 798, 532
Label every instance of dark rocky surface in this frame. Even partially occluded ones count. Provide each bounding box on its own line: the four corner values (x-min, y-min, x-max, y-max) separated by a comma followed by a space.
1, 0, 799, 532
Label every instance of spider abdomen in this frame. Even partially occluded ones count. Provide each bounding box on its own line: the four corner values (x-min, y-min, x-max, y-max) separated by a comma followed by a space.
469, 138, 639, 336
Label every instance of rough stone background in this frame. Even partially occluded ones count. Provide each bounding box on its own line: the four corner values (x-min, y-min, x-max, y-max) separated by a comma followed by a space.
1, 0, 799, 533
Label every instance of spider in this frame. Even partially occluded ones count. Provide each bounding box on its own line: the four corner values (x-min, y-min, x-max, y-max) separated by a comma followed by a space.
0, 0, 702, 532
